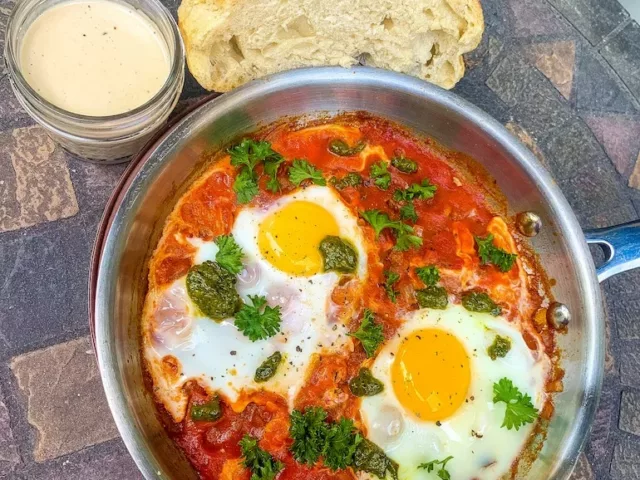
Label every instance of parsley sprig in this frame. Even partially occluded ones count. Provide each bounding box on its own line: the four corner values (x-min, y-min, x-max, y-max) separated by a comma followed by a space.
235, 295, 282, 341
370, 161, 391, 190
475, 234, 517, 272
418, 455, 454, 480
263, 155, 286, 193
322, 418, 362, 470
415, 265, 439, 286
289, 406, 397, 478
393, 178, 436, 226
360, 209, 423, 251
289, 407, 329, 466
239, 435, 283, 480
400, 202, 418, 223
395, 230, 423, 251
234, 168, 260, 204
289, 408, 361, 470
360, 210, 401, 237
229, 139, 278, 170
348, 309, 384, 358
383, 271, 400, 303
289, 159, 326, 186
214, 235, 244, 274
493, 378, 539, 430
393, 179, 437, 202
229, 139, 284, 202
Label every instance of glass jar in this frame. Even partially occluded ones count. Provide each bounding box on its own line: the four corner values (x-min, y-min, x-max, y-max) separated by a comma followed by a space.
4, 0, 185, 163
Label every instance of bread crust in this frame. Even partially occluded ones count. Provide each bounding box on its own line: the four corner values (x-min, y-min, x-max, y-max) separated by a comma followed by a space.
178, 0, 484, 92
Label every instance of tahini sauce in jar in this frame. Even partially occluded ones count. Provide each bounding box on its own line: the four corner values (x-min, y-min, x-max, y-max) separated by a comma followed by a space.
20, 0, 171, 116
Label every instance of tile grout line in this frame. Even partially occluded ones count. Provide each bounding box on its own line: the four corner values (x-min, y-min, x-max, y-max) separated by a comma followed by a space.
596, 17, 634, 50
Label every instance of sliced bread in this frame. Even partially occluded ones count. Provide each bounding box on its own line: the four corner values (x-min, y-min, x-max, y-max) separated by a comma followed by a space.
178, 0, 484, 92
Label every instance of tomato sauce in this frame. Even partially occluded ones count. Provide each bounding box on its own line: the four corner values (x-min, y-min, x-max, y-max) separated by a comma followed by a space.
146, 113, 558, 480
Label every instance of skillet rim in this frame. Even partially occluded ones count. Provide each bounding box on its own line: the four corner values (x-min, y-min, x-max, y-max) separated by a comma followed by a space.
91, 66, 604, 480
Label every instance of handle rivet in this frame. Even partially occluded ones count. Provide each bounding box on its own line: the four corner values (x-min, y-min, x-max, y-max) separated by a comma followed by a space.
547, 302, 571, 328
516, 212, 542, 237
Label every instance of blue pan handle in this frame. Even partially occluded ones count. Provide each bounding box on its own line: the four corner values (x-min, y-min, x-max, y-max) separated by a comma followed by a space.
584, 220, 640, 282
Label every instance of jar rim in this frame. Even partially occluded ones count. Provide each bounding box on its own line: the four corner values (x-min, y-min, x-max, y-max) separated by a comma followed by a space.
4, 0, 185, 124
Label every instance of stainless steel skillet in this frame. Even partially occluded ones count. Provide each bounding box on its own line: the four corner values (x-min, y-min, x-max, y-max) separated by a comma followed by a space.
90, 67, 640, 479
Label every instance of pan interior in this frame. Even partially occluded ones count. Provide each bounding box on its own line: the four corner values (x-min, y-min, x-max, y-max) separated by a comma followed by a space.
94, 67, 603, 480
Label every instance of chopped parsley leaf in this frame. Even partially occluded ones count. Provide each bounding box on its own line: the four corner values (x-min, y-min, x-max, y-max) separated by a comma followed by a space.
383, 271, 400, 303
288, 407, 393, 476
493, 378, 539, 431
214, 235, 244, 274
418, 455, 454, 480
393, 179, 437, 202
289, 407, 329, 465
370, 161, 391, 190
289, 159, 326, 186
348, 309, 384, 358
360, 209, 423, 251
394, 229, 423, 251
239, 434, 283, 480
322, 418, 362, 470
229, 139, 279, 170
399, 202, 418, 223
234, 295, 282, 341
263, 154, 285, 193
229, 139, 283, 202
475, 234, 517, 272
415, 265, 439, 286
233, 167, 259, 204
360, 210, 400, 237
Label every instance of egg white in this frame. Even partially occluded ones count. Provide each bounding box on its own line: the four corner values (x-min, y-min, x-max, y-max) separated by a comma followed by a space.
145, 186, 367, 421
360, 304, 550, 480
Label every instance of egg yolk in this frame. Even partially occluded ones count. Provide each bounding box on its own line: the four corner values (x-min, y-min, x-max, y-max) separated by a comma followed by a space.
391, 328, 470, 421
258, 201, 340, 276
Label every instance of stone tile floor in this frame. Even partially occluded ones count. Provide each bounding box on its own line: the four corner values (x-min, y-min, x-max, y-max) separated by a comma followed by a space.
1, 0, 640, 478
